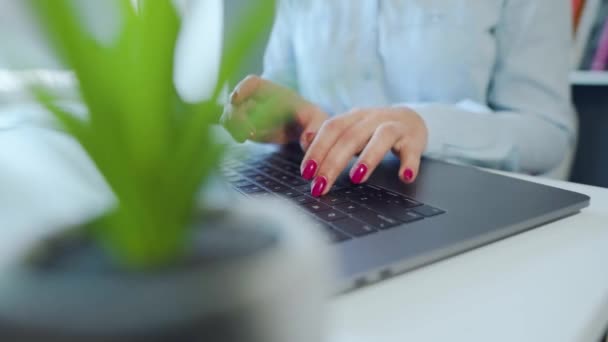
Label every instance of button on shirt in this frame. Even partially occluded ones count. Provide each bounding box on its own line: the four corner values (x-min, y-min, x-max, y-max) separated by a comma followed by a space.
262, 0, 575, 175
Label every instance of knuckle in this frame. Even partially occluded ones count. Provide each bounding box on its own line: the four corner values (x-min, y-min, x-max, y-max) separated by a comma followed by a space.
346, 107, 364, 116
243, 74, 260, 84
318, 162, 340, 181
322, 117, 344, 132
340, 127, 362, 144
376, 121, 403, 137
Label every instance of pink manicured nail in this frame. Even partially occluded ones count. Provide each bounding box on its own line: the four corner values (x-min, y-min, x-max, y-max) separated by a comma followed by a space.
311, 176, 328, 197
403, 168, 414, 182
350, 163, 368, 184
301, 160, 318, 180
304, 132, 316, 144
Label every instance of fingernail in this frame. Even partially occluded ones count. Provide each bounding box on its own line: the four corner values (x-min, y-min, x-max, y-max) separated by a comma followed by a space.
230, 90, 239, 104
311, 176, 327, 197
350, 163, 368, 184
304, 132, 316, 144
403, 168, 414, 182
301, 159, 318, 180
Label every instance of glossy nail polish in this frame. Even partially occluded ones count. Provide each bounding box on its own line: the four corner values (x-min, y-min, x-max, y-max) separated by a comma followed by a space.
350, 163, 368, 184
403, 168, 414, 182
301, 160, 318, 180
311, 176, 328, 197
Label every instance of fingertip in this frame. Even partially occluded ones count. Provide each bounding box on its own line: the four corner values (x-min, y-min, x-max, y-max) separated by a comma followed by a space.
350, 163, 368, 184
311, 175, 328, 197
232, 74, 261, 105
229, 90, 239, 104
400, 168, 416, 184
299, 131, 317, 152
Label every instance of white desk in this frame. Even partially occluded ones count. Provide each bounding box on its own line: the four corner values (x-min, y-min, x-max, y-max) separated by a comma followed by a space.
330, 174, 608, 342
2, 125, 608, 342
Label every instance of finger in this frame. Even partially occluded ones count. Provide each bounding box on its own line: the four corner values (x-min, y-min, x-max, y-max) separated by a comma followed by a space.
230, 75, 271, 105
298, 106, 327, 152
350, 122, 404, 184
395, 140, 423, 184
220, 101, 256, 142
300, 109, 365, 181
312, 119, 377, 196
247, 94, 287, 139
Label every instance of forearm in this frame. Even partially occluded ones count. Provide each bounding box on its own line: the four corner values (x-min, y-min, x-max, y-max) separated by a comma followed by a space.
400, 101, 574, 175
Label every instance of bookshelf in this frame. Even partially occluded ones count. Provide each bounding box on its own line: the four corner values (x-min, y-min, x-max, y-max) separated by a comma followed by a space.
570, 0, 608, 187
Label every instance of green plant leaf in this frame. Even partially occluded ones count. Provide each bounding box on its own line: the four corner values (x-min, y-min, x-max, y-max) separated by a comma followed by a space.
28, 0, 277, 269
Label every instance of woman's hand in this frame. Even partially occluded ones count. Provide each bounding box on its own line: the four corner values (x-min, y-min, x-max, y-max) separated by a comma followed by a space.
301, 107, 428, 197
221, 75, 328, 150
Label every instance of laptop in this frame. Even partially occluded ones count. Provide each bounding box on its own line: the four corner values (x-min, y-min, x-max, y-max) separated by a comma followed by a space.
222, 143, 590, 292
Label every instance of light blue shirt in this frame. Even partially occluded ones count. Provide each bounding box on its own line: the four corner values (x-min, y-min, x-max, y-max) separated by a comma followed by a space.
262, 0, 575, 175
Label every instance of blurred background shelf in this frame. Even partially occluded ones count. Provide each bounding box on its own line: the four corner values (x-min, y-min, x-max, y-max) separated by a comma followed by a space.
570, 71, 608, 86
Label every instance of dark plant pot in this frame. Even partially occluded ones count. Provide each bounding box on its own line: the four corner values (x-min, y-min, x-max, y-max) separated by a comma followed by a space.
0, 199, 334, 341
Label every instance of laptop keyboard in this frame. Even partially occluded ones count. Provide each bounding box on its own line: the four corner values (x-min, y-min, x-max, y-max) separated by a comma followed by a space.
221, 151, 445, 244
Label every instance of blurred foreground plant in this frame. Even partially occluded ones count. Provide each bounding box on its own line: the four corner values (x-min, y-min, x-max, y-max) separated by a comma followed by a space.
28, 0, 275, 269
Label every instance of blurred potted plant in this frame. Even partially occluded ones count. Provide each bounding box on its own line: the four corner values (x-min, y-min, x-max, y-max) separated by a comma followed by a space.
0, 0, 332, 340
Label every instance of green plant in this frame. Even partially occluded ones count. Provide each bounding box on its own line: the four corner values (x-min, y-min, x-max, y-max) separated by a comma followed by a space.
28, 0, 275, 269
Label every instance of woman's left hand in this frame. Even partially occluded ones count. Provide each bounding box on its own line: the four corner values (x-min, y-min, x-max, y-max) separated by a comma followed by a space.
300, 107, 428, 197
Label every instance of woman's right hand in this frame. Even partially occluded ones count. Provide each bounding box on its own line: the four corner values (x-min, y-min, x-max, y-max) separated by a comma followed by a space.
221, 75, 328, 151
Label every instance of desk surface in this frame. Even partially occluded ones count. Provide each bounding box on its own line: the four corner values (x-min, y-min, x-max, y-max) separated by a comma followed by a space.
329, 172, 608, 342
2, 126, 608, 342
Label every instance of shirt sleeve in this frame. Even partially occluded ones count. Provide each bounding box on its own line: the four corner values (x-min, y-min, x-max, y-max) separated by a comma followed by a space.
261, 0, 299, 91
398, 0, 575, 175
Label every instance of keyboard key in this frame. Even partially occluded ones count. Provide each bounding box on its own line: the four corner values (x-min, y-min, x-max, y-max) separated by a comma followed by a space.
351, 184, 369, 192
278, 189, 300, 198
294, 184, 312, 193
413, 205, 445, 217
352, 209, 401, 230
315, 210, 347, 222
286, 177, 307, 187
258, 179, 279, 188
268, 170, 285, 178
268, 157, 289, 166
333, 188, 361, 197
360, 184, 383, 196
332, 218, 377, 237
334, 201, 363, 213
233, 180, 253, 188
280, 153, 304, 164
396, 210, 425, 223
267, 184, 288, 193
238, 184, 265, 194
250, 174, 268, 183
281, 165, 301, 175
320, 194, 349, 206
293, 195, 316, 205
386, 197, 421, 208
364, 199, 397, 213
276, 173, 293, 183
303, 202, 331, 213
348, 194, 375, 205
260, 166, 274, 174
364, 201, 424, 224
248, 191, 275, 199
